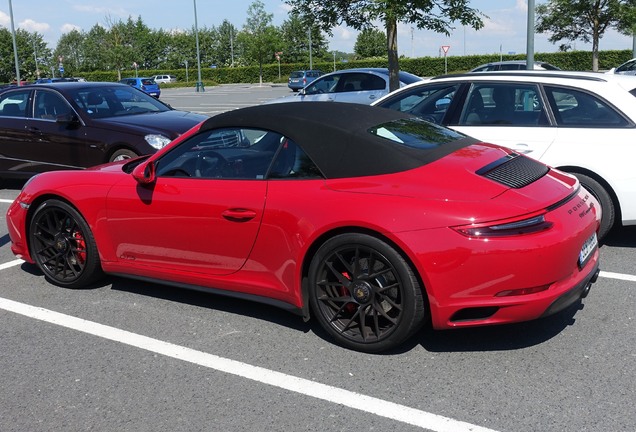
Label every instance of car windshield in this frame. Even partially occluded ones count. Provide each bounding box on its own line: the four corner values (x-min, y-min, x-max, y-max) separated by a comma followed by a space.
69, 86, 171, 119
141, 79, 156, 85
368, 118, 466, 149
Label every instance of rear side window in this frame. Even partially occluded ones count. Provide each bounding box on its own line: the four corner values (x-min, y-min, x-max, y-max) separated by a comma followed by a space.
0, 90, 29, 117
369, 118, 466, 149
544, 86, 630, 127
458, 83, 548, 126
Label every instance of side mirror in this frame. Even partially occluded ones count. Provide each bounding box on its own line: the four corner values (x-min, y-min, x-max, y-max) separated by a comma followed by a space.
132, 159, 157, 185
435, 98, 451, 110
56, 113, 80, 125
298, 88, 306, 96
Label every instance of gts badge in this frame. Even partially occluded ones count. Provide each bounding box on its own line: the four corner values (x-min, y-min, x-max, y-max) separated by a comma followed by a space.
568, 194, 594, 219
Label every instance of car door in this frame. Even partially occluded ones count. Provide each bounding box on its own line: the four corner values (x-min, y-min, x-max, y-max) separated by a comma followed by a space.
20, 89, 91, 172
331, 72, 387, 104
0, 88, 33, 173
451, 82, 558, 159
299, 73, 340, 101
104, 127, 283, 276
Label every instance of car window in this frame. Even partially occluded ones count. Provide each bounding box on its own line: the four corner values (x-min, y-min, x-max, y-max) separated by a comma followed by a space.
155, 128, 322, 180
141, 79, 156, 85
499, 63, 522, 70
616, 59, 636, 73
337, 73, 386, 92
305, 75, 339, 94
34, 91, 72, 120
377, 83, 461, 125
70, 86, 169, 118
369, 118, 466, 149
0, 90, 29, 117
544, 86, 630, 127
458, 83, 548, 126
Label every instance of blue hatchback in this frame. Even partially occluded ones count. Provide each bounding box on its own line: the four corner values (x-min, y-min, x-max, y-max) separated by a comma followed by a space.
119, 77, 161, 98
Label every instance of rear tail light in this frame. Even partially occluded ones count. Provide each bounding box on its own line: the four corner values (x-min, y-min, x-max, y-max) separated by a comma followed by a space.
452, 213, 552, 238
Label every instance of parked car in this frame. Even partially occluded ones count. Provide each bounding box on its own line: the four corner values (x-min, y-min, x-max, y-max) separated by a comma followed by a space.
0, 81, 207, 181
373, 70, 636, 239
606, 58, 636, 75
152, 74, 178, 84
6, 102, 600, 353
471, 60, 561, 72
119, 77, 161, 98
268, 68, 423, 105
34, 77, 79, 84
287, 70, 322, 92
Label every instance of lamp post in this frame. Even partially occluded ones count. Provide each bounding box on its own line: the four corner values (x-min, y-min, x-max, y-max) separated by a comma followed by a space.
9, 0, 21, 84
526, 0, 535, 69
193, 0, 204, 92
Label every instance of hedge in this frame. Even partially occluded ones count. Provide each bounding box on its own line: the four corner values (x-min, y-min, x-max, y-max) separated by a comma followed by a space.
78, 49, 635, 85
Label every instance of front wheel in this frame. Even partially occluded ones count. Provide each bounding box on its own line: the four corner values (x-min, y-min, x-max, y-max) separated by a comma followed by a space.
110, 148, 139, 162
573, 173, 615, 240
308, 233, 425, 352
29, 199, 103, 288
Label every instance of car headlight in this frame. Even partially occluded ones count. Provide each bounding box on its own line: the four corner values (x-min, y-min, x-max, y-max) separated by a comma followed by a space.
145, 134, 172, 150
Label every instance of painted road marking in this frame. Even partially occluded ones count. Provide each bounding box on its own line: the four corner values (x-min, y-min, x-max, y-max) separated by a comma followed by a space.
0, 297, 499, 432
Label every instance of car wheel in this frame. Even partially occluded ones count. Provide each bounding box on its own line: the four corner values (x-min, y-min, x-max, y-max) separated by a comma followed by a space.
308, 233, 425, 352
573, 173, 615, 240
29, 199, 103, 288
110, 148, 139, 162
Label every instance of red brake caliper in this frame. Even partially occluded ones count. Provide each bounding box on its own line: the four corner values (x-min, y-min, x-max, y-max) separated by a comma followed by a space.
340, 271, 357, 314
72, 231, 87, 264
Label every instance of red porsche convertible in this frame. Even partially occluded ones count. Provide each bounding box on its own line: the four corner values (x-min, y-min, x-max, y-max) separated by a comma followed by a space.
6, 102, 601, 352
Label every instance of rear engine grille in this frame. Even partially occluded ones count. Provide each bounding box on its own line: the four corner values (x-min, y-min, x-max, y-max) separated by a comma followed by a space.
477, 153, 549, 188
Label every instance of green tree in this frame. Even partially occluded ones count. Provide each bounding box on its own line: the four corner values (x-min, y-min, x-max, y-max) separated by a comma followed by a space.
83, 24, 110, 71
536, 0, 636, 71
354, 28, 386, 58
285, 0, 484, 91
241, 0, 281, 83
280, 13, 328, 65
54, 29, 85, 76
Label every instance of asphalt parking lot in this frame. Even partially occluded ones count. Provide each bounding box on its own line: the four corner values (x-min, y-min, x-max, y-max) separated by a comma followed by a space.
1, 85, 635, 432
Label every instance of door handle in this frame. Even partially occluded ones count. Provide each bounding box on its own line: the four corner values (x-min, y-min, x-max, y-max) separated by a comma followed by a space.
222, 208, 257, 222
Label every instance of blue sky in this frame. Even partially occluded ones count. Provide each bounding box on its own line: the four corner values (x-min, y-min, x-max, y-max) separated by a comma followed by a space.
1, 0, 633, 57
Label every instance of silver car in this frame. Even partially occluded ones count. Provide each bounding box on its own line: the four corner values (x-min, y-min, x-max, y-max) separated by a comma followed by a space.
607, 58, 636, 75
267, 68, 422, 105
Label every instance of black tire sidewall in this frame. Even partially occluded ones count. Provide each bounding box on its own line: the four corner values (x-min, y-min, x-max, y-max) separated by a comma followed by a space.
308, 233, 425, 353
574, 173, 615, 240
29, 199, 102, 288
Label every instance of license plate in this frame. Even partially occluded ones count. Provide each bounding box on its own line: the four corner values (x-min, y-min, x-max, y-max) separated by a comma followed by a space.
578, 232, 598, 269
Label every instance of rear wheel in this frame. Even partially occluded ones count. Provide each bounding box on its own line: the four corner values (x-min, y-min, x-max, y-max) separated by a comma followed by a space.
308, 233, 425, 353
29, 199, 103, 288
573, 173, 615, 240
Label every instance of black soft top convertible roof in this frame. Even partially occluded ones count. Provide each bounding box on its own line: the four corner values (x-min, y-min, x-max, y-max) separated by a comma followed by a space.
200, 102, 475, 179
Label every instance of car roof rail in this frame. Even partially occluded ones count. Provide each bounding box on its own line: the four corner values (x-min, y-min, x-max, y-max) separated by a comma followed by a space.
429, 71, 609, 82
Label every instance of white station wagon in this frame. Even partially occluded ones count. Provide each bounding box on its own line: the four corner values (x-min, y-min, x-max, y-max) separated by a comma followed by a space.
373, 71, 636, 239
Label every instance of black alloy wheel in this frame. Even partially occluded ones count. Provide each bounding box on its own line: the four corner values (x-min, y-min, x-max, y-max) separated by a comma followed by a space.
29, 199, 103, 288
308, 233, 425, 352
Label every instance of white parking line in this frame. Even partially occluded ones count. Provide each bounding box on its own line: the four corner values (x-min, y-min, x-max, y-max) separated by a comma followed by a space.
0, 259, 24, 270
599, 271, 636, 282
0, 297, 498, 432
0, 198, 15, 203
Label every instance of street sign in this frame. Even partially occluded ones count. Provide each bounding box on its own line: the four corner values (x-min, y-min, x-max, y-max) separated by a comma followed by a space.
441, 45, 450, 55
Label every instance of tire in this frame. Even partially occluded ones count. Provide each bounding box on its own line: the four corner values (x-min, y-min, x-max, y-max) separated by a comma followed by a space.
109, 148, 139, 162
29, 199, 103, 288
573, 173, 615, 240
308, 233, 425, 353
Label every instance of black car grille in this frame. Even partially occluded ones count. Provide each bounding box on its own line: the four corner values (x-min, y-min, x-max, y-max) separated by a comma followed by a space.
477, 153, 549, 188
